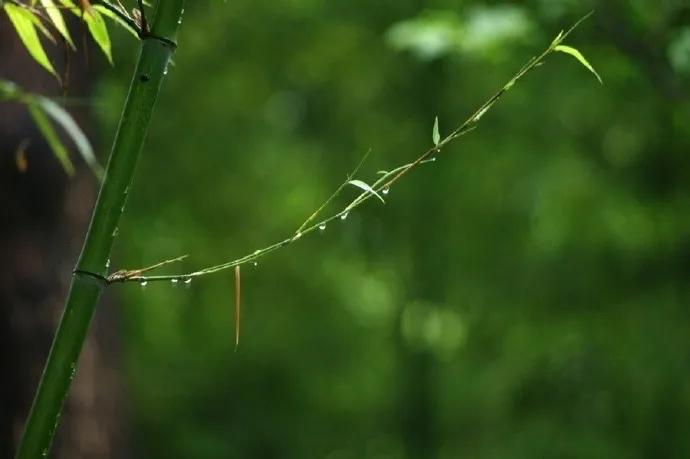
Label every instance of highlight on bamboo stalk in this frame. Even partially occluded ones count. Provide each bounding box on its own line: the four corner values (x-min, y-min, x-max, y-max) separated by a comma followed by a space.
104, 12, 601, 287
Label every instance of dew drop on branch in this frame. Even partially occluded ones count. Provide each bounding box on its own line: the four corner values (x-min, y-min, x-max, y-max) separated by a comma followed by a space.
318, 223, 327, 231
105, 258, 110, 269
340, 211, 349, 220
382, 187, 390, 195
171, 278, 178, 287
140, 281, 148, 289
184, 278, 192, 288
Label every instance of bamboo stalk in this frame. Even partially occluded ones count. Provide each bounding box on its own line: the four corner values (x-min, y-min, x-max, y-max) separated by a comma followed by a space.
15, 2, 185, 457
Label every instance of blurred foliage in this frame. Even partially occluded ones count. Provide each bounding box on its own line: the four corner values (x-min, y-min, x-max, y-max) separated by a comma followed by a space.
0, 79, 102, 178
92, 0, 690, 458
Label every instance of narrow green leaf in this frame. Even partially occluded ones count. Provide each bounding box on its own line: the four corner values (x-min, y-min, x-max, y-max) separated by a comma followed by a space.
4, 4, 57, 76
347, 179, 386, 204
27, 102, 75, 176
84, 8, 113, 64
93, 4, 139, 38
37, 96, 104, 180
432, 116, 440, 146
554, 44, 602, 84
58, 0, 80, 15
25, 8, 57, 43
40, 0, 75, 48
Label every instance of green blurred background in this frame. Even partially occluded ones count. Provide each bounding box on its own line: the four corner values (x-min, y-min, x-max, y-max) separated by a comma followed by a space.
6, 0, 690, 457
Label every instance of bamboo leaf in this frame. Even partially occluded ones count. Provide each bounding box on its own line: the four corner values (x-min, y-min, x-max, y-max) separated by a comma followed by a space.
40, 0, 75, 48
432, 116, 440, 146
347, 179, 386, 204
27, 103, 75, 176
36, 96, 104, 180
4, 3, 57, 76
550, 29, 564, 48
93, 4, 139, 38
58, 0, 80, 15
84, 8, 113, 64
554, 44, 602, 84
25, 8, 57, 44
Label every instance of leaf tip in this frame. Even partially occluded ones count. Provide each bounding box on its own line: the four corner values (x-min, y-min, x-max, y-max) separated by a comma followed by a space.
432, 116, 440, 146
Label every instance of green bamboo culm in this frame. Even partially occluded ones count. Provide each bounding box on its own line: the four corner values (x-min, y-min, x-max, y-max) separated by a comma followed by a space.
16, 2, 186, 458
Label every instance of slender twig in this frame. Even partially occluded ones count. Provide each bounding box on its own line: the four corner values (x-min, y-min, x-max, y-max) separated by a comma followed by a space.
296, 148, 372, 234
106, 254, 188, 283
109, 13, 594, 285
137, 0, 148, 35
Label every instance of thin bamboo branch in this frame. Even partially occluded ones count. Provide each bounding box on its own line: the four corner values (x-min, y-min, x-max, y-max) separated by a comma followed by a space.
110, 14, 593, 285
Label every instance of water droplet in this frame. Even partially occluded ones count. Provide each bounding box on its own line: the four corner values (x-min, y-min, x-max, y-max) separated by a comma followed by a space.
171, 278, 179, 287
254, 249, 261, 255
340, 211, 349, 220
184, 278, 192, 288
318, 223, 327, 231
42, 448, 48, 457
253, 261, 258, 267
140, 281, 148, 289
430, 157, 437, 162
105, 258, 110, 269
111, 227, 119, 237
163, 67, 169, 76
382, 187, 390, 195
293, 231, 302, 240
